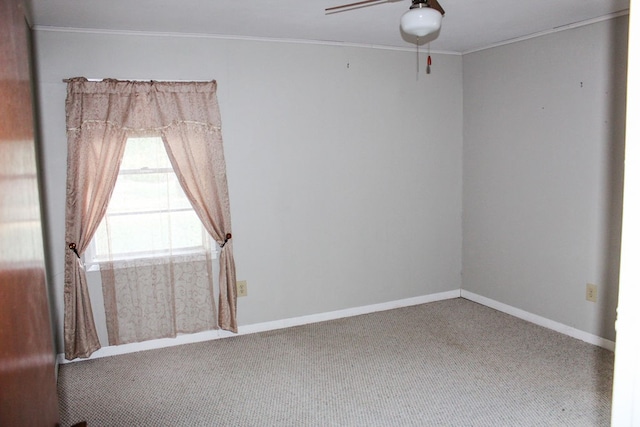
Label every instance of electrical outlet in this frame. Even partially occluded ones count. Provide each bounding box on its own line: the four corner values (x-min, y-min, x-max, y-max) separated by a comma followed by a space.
586, 283, 597, 303
237, 280, 248, 297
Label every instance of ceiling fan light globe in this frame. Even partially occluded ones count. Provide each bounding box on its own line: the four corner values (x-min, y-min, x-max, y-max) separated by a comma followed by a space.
400, 7, 442, 37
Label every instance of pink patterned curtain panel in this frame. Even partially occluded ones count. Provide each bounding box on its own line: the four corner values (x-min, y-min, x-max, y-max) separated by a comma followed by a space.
64, 78, 237, 360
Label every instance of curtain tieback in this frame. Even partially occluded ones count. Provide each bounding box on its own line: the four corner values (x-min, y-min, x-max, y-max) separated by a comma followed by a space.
68, 242, 86, 270
68, 242, 81, 258
220, 233, 232, 248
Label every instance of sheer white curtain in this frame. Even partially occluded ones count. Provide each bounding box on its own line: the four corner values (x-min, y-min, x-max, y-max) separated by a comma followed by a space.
101, 253, 218, 345
98, 136, 219, 345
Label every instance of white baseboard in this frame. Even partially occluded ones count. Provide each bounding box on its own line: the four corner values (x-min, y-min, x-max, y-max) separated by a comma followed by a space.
461, 290, 616, 351
58, 289, 461, 364
58, 288, 614, 364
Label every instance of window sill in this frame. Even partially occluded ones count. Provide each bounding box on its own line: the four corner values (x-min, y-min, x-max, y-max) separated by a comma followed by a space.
85, 249, 217, 272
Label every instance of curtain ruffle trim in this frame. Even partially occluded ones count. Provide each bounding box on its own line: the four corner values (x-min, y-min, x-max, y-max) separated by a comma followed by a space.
67, 120, 222, 133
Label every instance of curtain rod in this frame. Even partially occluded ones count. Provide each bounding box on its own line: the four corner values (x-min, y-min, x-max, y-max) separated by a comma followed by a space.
62, 78, 214, 83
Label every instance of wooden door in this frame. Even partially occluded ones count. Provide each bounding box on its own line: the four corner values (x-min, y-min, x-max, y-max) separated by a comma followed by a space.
0, 0, 60, 425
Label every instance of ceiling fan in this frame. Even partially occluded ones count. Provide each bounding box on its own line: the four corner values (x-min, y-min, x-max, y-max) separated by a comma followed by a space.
326, 0, 445, 38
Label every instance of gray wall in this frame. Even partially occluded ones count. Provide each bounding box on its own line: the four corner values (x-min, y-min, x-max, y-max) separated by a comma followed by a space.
34, 15, 628, 353
462, 16, 628, 341
34, 30, 464, 350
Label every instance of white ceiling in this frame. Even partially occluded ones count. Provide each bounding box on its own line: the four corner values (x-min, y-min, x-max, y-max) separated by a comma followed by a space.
26, 0, 630, 53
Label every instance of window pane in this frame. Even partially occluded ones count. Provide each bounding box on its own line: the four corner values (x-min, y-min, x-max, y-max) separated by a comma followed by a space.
119, 137, 172, 170
95, 211, 206, 258
170, 211, 207, 249
91, 136, 209, 261
107, 172, 192, 214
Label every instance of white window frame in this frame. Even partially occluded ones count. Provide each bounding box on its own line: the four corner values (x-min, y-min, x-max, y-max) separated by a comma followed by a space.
84, 137, 217, 270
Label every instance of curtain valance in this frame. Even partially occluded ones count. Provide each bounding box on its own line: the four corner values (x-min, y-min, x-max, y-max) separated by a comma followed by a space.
65, 77, 222, 132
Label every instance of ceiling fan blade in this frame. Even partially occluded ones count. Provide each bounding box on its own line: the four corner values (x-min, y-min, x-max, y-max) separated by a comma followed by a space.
325, 0, 388, 13
427, 0, 445, 16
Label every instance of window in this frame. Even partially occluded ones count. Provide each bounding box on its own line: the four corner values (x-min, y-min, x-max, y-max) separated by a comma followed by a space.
88, 136, 214, 264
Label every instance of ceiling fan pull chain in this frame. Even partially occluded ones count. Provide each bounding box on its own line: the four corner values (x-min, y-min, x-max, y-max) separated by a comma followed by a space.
416, 37, 420, 78
427, 55, 432, 74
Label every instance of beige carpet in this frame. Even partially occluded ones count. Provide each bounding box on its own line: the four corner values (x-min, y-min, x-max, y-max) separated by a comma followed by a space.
57, 298, 614, 426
